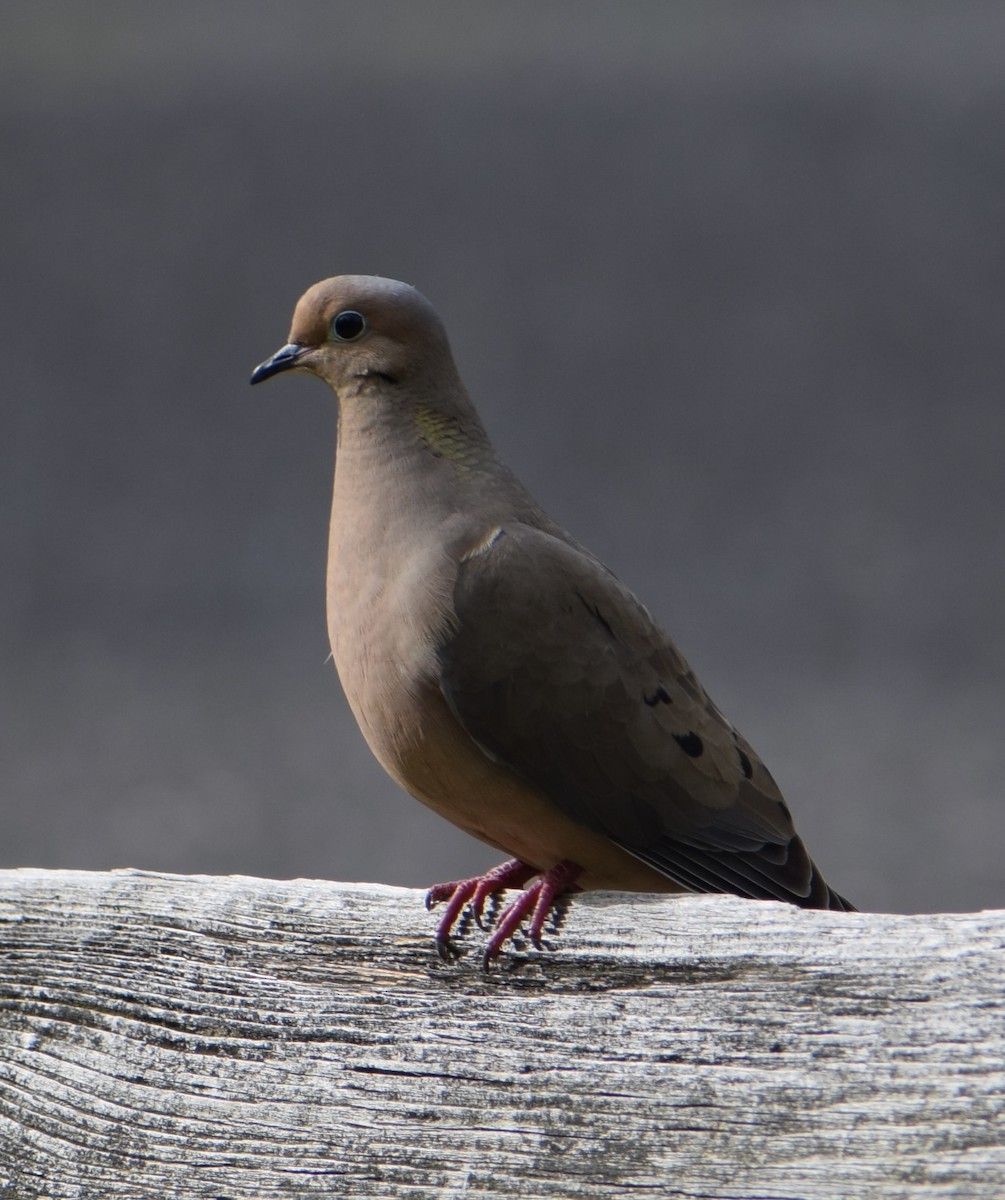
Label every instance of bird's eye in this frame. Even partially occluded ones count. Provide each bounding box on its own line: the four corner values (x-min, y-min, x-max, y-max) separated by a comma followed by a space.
331, 310, 366, 341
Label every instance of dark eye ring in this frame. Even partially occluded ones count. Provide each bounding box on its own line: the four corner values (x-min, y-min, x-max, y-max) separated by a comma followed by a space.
331, 310, 366, 341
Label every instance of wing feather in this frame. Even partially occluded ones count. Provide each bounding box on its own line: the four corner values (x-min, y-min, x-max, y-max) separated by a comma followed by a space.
438, 523, 851, 907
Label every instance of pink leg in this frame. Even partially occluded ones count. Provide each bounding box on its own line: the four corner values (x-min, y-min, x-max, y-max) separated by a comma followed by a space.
425, 859, 537, 960
482, 859, 583, 967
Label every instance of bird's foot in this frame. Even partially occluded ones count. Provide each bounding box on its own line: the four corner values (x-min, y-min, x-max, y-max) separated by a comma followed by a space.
482, 859, 583, 967
425, 858, 583, 964
426, 858, 537, 960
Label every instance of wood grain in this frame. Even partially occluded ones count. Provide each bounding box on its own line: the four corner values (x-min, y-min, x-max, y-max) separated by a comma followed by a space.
0, 869, 1001, 1198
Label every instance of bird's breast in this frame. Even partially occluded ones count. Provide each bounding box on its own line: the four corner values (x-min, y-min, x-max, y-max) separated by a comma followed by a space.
325, 560, 532, 852
325, 495, 461, 771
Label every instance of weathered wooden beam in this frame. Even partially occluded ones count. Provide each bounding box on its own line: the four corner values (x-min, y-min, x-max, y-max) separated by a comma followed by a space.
0, 868, 1001, 1198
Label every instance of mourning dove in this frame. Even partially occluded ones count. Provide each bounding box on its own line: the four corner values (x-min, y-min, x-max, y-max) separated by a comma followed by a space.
251, 275, 854, 963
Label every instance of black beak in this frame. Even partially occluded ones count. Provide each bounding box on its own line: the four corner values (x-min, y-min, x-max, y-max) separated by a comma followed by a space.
250, 342, 307, 385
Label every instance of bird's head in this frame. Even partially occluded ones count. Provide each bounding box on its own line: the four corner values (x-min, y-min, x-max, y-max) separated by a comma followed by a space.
250, 275, 454, 397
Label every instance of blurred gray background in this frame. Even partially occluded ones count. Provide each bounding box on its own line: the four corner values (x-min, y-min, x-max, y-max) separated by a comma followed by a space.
3, 2, 1003, 915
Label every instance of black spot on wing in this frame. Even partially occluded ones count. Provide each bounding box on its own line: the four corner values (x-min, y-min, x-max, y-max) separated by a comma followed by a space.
730, 730, 754, 780
673, 731, 704, 758
644, 684, 672, 707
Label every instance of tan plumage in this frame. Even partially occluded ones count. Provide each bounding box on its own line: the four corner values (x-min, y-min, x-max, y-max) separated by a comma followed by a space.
251, 275, 854, 961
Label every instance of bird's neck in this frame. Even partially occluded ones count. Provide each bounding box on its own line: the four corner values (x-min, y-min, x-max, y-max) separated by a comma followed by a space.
409, 402, 493, 470
332, 379, 502, 510
325, 385, 519, 673
327, 377, 549, 566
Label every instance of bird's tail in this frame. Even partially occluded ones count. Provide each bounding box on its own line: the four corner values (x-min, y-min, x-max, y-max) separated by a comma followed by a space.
825, 886, 857, 912
802, 855, 857, 911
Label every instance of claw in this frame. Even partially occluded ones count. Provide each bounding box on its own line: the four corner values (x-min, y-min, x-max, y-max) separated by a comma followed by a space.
425, 878, 469, 911
435, 934, 462, 963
